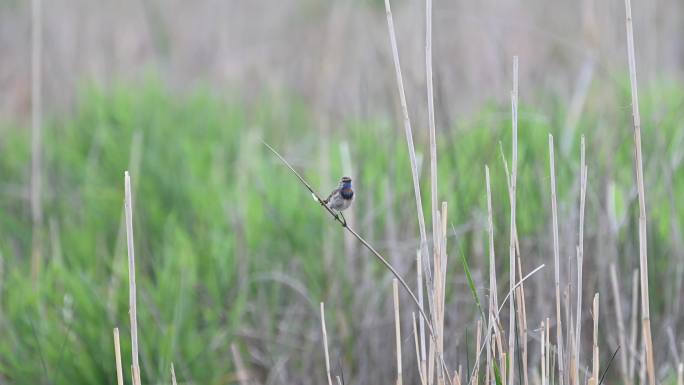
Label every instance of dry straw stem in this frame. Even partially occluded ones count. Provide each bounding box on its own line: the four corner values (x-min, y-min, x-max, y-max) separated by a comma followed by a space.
609, 264, 630, 385
541, 321, 547, 385
393, 279, 403, 385
508, 55, 519, 385
575, 135, 587, 385
321, 302, 333, 385
231, 343, 250, 385
124, 171, 141, 385
548, 134, 565, 385
678, 363, 683, 385
382, 0, 432, 369
628, 269, 639, 382
113, 328, 124, 385
413, 313, 428, 385
623, 0, 654, 383
30, 0, 43, 281
321, 302, 334, 385
591, 294, 599, 384
171, 363, 178, 385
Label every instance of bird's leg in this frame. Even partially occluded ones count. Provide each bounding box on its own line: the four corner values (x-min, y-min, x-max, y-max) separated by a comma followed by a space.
339, 212, 348, 227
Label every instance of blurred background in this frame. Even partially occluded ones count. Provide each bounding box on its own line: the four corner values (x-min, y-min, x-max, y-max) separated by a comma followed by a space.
1, 0, 683, 384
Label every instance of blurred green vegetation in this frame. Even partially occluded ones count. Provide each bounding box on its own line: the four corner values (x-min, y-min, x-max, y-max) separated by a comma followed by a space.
0, 78, 683, 384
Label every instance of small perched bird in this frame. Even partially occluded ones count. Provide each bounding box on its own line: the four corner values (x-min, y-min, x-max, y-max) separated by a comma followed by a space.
323, 176, 354, 225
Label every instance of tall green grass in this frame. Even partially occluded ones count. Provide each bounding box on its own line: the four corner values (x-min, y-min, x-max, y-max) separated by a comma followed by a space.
0, 78, 682, 384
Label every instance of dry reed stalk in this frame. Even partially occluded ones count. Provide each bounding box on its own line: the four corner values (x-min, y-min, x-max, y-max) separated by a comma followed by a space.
678, 363, 683, 385
113, 328, 124, 385
548, 135, 565, 385
575, 135, 587, 385
473, 320, 482, 385
623, 0, 654, 383
231, 343, 250, 385
418, 251, 428, 382
171, 363, 178, 385
320, 302, 334, 385
629, 269, 639, 382
394, 279, 403, 385
591, 294, 599, 384
514, 285, 529, 385
541, 321, 547, 385
383, 1, 431, 372
507, 55, 519, 385
124, 171, 141, 385
609, 264, 630, 385
30, 0, 43, 281
414, 313, 428, 385
546, 318, 551, 385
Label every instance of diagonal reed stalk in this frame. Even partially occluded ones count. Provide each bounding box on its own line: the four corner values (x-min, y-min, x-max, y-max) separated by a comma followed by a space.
622, 0, 655, 384
262, 141, 435, 339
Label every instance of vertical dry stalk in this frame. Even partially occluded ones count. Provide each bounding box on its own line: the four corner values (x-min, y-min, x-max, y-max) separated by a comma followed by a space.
546, 318, 551, 385
485, 165, 501, 385
426, 0, 441, 379
30, 0, 43, 281
320, 302, 334, 385
171, 363, 178, 385
231, 343, 250, 385
473, 320, 482, 385
417, 250, 427, 380
394, 279, 403, 385
575, 135, 587, 385
541, 321, 547, 385
609, 264, 630, 385
514, 284, 529, 385
124, 171, 141, 385
548, 135, 565, 385
622, 0, 654, 383
678, 363, 683, 385
113, 328, 124, 385
508, 56, 519, 385
628, 269, 639, 382
414, 313, 428, 385
591, 294, 599, 385
383, 1, 430, 372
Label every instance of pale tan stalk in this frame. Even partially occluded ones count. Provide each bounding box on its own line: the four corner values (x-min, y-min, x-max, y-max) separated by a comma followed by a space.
231, 344, 250, 385
623, 0, 654, 383
171, 363, 178, 385
321, 302, 333, 385
124, 171, 141, 385
678, 363, 683, 385
610, 264, 630, 385
418, 251, 427, 381
508, 55, 519, 385
515, 285, 528, 385
414, 313, 428, 385
629, 269, 639, 382
30, 0, 43, 281
383, 0, 430, 373
592, 294, 599, 385
575, 135, 587, 385
541, 321, 547, 385
548, 135, 565, 385
394, 279, 403, 385
546, 318, 551, 385
113, 328, 124, 385
473, 320, 482, 385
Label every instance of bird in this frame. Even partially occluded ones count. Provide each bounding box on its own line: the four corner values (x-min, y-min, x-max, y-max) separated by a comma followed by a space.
323, 176, 354, 225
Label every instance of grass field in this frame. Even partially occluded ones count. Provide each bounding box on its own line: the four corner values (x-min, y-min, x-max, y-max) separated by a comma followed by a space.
0, 74, 683, 384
